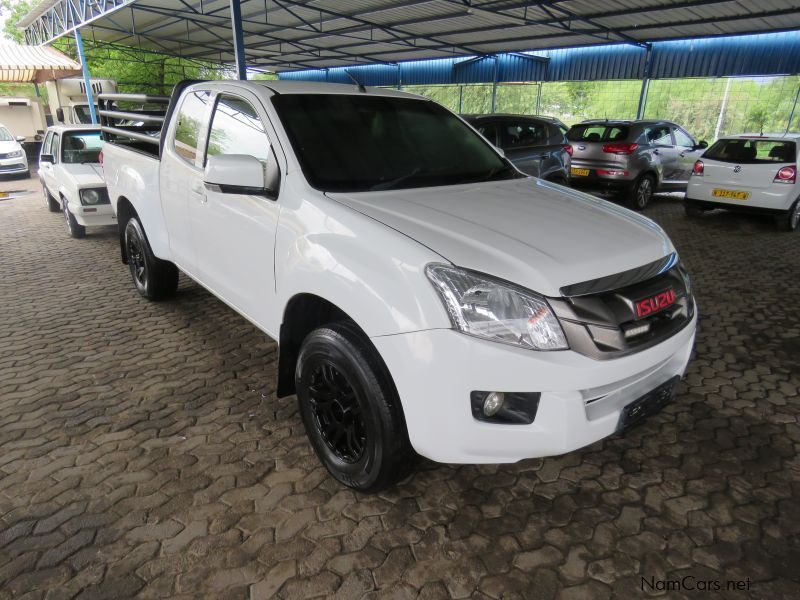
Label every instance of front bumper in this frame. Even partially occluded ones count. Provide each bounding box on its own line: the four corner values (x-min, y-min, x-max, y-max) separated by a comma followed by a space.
0, 157, 29, 174
67, 200, 117, 227
372, 312, 696, 464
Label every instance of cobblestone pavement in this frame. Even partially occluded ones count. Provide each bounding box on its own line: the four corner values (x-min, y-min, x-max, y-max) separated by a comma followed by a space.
1, 171, 799, 600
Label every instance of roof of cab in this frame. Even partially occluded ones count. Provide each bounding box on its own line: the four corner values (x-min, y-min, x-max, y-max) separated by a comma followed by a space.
220, 80, 426, 100
721, 133, 800, 141
45, 124, 101, 134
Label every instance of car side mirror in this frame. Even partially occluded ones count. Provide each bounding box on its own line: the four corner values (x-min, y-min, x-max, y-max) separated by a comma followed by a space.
15, 136, 25, 143
204, 153, 279, 199
40, 154, 54, 163
55, 108, 64, 123
695, 140, 708, 150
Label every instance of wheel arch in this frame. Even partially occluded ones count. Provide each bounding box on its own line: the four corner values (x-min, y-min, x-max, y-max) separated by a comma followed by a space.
116, 196, 137, 264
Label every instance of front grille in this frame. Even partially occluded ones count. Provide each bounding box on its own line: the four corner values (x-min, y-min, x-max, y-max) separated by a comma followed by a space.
550, 261, 694, 360
0, 163, 25, 171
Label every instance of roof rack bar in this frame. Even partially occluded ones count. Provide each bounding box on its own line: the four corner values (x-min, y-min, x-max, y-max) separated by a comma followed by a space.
97, 93, 171, 103
100, 125, 161, 145
98, 109, 165, 123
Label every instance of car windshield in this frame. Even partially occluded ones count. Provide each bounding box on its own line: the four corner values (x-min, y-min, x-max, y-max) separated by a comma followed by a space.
272, 94, 517, 192
567, 124, 630, 142
703, 139, 796, 164
73, 105, 97, 124
0, 127, 13, 142
62, 131, 103, 163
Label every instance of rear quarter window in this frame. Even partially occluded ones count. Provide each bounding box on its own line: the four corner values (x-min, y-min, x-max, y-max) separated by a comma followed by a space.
703, 139, 796, 164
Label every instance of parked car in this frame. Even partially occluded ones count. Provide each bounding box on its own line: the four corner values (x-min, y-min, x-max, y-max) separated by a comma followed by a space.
38, 125, 114, 238
0, 123, 30, 178
464, 113, 571, 183
685, 134, 800, 231
566, 119, 708, 210
99, 81, 696, 492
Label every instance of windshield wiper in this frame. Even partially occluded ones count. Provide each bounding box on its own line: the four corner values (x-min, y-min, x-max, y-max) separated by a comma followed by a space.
368, 167, 422, 191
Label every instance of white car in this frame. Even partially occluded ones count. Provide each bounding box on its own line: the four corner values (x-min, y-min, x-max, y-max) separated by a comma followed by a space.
100, 81, 697, 492
685, 133, 800, 231
38, 125, 115, 238
0, 123, 29, 177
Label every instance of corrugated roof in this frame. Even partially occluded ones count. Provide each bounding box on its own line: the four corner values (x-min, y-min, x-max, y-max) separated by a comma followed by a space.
0, 41, 81, 83
19, 0, 800, 72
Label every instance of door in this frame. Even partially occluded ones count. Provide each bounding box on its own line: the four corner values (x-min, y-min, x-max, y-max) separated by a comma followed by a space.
673, 127, 700, 185
498, 119, 549, 176
191, 92, 281, 334
41, 132, 60, 193
159, 89, 214, 275
38, 131, 53, 189
645, 124, 680, 187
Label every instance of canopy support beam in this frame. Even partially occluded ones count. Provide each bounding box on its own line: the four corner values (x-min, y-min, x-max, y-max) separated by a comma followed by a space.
230, 0, 247, 80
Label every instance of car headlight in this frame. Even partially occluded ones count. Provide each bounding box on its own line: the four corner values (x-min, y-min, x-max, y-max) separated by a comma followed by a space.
9, 150, 23, 158
426, 264, 568, 351
80, 189, 101, 205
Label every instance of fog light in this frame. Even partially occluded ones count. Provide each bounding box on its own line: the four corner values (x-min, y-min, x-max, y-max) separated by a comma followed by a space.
483, 392, 505, 416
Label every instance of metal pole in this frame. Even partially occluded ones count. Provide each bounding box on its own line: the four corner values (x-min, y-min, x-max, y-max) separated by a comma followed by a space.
491, 56, 499, 113
230, 0, 247, 80
73, 27, 98, 124
786, 84, 800, 133
636, 44, 653, 120
715, 77, 732, 139
535, 82, 542, 115
458, 85, 463, 114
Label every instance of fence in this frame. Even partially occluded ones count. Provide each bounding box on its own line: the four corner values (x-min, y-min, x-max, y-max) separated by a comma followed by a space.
398, 75, 800, 141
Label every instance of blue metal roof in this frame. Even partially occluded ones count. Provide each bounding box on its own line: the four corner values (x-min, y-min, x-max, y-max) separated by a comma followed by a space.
278, 31, 800, 85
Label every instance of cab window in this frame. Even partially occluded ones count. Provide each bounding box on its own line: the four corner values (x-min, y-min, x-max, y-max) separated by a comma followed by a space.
475, 123, 499, 146
173, 91, 212, 165
205, 95, 271, 164
41, 132, 52, 156
49, 133, 60, 162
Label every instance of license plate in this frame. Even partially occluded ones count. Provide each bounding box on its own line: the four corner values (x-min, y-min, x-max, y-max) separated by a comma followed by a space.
570, 168, 590, 177
617, 376, 679, 432
0, 192, 8, 198
712, 189, 749, 200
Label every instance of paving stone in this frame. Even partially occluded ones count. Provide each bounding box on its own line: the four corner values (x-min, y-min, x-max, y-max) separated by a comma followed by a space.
1, 184, 799, 598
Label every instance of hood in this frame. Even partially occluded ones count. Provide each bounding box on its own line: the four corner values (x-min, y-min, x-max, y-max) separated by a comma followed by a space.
327, 178, 673, 297
61, 163, 104, 187
0, 140, 22, 153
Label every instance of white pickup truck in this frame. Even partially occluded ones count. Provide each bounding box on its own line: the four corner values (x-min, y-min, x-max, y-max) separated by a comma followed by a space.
99, 81, 697, 492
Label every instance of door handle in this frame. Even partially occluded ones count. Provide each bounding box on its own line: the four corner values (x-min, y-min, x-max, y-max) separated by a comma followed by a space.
679, 152, 686, 158
653, 149, 659, 155
190, 182, 207, 203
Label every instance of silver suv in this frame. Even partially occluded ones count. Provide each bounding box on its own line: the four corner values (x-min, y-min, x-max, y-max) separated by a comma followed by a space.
567, 120, 708, 210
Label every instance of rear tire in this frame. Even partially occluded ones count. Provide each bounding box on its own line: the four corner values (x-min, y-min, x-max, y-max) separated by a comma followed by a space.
627, 174, 655, 211
777, 199, 800, 231
63, 201, 85, 239
296, 322, 414, 493
123, 216, 178, 300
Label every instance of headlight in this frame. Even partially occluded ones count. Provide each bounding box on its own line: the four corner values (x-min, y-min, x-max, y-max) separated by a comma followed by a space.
9, 150, 23, 158
80, 189, 101, 205
426, 264, 568, 351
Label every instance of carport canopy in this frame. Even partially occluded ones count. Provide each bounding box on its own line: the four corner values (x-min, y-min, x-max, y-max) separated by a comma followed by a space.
0, 40, 80, 83
18, 0, 800, 73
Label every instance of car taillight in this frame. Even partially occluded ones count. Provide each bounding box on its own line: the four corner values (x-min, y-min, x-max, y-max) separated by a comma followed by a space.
692, 160, 704, 175
563, 144, 573, 156
774, 165, 796, 184
602, 142, 638, 155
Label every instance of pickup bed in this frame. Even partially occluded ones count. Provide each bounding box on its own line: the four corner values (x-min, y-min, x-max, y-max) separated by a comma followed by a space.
99, 80, 697, 492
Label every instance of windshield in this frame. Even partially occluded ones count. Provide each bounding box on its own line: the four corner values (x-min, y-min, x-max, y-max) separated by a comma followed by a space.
62, 131, 103, 163
703, 139, 796, 164
0, 127, 13, 142
567, 124, 630, 143
272, 94, 516, 192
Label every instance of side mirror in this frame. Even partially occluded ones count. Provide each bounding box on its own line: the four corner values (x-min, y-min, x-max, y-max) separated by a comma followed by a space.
55, 108, 64, 123
15, 136, 25, 143
204, 153, 279, 199
40, 154, 54, 164
696, 140, 708, 150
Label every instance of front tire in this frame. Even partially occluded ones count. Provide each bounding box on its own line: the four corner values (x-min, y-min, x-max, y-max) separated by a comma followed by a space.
627, 174, 655, 211
777, 199, 800, 231
63, 201, 85, 238
44, 187, 59, 212
123, 216, 178, 300
296, 322, 414, 493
